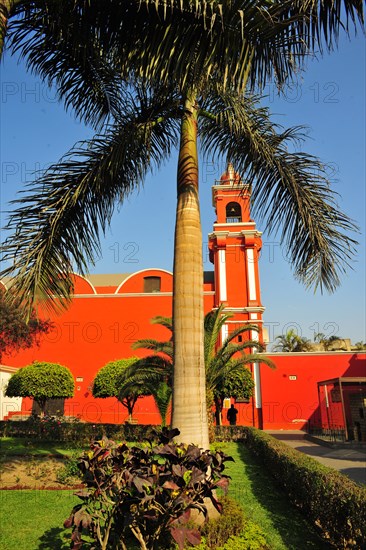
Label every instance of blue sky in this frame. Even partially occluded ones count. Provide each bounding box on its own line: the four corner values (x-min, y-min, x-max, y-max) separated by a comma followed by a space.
1, 32, 365, 346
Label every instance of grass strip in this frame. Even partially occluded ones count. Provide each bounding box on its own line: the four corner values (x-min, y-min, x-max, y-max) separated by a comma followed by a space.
0, 437, 84, 457
218, 442, 331, 550
0, 489, 77, 549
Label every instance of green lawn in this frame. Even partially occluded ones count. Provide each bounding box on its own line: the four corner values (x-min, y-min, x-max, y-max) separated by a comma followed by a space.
0, 490, 77, 549
220, 442, 330, 550
0, 437, 84, 457
0, 439, 331, 549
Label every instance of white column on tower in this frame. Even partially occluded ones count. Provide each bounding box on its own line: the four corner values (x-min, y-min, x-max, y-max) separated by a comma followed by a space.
251, 316, 262, 411
221, 322, 229, 347
246, 247, 257, 301
218, 248, 227, 302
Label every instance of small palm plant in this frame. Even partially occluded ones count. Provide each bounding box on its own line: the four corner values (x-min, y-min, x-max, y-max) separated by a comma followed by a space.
204, 305, 274, 425
123, 306, 274, 426
273, 330, 312, 353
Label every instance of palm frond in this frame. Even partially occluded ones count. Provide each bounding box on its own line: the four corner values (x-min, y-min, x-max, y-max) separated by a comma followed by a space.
204, 305, 232, 364
122, 355, 173, 387
223, 324, 260, 345
151, 316, 173, 333
8, 0, 363, 108
151, 381, 172, 426
131, 339, 173, 358
227, 354, 276, 370
200, 89, 358, 292
1, 86, 180, 312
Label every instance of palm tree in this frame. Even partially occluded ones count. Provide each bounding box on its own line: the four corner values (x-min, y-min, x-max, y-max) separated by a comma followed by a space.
1, 1, 364, 448
354, 341, 366, 351
129, 316, 173, 426
314, 332, 349, 351
204, 306, 274, 425
273, 329, 312, 352
125, 305, 274, 426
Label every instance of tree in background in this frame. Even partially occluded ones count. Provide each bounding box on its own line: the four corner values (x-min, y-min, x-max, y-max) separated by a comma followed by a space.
5, 361, 74, 417
273, 330, 312, 353
0, 288, 52, 361
314, 333, 348, 351
92, 357, 149, 422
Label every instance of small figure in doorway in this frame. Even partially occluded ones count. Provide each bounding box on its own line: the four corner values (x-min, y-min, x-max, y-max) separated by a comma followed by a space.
227, 404, 238, 425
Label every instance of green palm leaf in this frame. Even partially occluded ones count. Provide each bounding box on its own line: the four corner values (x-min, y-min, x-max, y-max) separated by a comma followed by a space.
1, 85, 180, 311
199, 89, 358, 292
6, 1, 363, 124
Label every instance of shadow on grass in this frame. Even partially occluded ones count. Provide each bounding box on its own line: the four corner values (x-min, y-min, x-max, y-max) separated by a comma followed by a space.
37, 527, 71, 549
0, 438, 72, 457
232, 442, 332, 550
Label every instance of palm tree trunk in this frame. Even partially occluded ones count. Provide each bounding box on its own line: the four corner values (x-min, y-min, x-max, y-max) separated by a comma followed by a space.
171, 92, 209, 450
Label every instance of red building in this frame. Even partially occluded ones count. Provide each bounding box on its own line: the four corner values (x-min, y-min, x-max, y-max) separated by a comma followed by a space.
1, 165, 365, 437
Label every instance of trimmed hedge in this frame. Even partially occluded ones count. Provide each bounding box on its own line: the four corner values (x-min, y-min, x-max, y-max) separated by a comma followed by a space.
214, 426, 248, 441
0, 420, 247, 443
0, 418, 157, 443
243, 427, 366, 549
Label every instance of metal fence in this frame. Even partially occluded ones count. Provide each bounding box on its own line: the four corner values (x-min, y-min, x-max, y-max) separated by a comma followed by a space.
306, 422, 347, 443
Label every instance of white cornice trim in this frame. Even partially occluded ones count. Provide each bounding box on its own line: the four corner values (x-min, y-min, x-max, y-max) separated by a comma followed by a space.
225, 319, 264, 324
209, 228, 262, 238
240, 229, 262, 237
219, 307, 266, 314
72, 291, 216, 298
212, 184, 250, 191
209, 231, 230, 237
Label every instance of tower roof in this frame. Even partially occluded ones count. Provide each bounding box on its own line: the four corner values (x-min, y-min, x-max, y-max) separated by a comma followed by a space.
219, 162, 242, 185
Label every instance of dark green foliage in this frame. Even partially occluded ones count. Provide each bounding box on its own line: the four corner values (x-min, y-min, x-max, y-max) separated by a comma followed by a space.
244, 428, 366, 548
214, 426, 248, 442
0, 419, 158, 442
5, 361, 74, 416
273, 329, 312, 352
200, 496, 244, 548
92, 357, 149, 419
216, 369, 254, 403
194, 496, 269, 550
56, 452, 82, 484
64, 428, 233, 549
0, 288, 52, 360
217, 523, 269, 550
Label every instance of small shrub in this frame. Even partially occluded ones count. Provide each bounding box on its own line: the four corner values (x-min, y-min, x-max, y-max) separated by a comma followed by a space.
56, 453, 82, 485
219, 520, 269, 550
200, 496, 244, 548
64, 428, 233, 549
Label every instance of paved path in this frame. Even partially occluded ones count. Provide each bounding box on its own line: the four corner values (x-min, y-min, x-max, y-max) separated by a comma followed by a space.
267, 431, 366, 485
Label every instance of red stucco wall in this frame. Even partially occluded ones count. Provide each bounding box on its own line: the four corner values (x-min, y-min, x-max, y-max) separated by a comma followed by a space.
3, 271, 364, 428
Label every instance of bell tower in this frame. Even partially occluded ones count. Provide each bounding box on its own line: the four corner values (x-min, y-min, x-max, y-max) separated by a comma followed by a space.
208, 163, 265, 428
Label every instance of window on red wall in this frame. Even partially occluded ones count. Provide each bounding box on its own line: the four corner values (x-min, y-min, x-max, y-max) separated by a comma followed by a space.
143, 276, 161, 293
